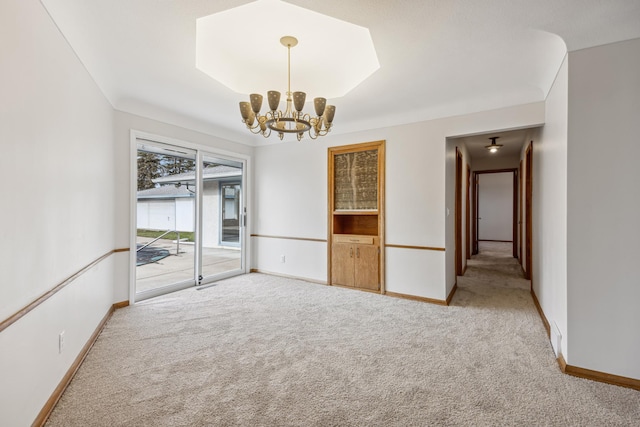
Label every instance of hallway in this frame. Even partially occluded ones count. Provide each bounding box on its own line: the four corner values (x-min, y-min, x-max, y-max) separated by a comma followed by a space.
452, 240, 539, 332
459, 241, 530, 292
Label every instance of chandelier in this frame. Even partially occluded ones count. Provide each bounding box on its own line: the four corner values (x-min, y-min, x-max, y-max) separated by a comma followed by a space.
239, 36, 336, 141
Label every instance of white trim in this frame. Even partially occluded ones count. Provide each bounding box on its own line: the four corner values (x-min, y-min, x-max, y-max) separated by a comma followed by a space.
154, 170, 241, 184
129, 135, 137, 305
133, 130, 248, 162
135, 279, 196, 302
195, 150, 203, 283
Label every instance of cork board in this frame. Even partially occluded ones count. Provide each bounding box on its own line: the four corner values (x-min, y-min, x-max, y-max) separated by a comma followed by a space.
334, 149, 378, 210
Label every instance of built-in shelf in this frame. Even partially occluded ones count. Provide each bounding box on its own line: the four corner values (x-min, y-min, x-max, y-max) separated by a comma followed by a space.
333, 214, 379, 235
328, 140, 385, 293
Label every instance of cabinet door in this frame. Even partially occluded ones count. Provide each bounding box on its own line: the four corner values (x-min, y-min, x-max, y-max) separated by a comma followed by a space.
354, 244, 379, 290
332, 242, 354, 287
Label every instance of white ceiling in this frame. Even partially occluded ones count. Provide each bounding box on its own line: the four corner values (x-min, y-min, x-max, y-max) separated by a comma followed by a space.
452, 128, 532, 161
41, 0, 640, 146
195, 0, 380, 99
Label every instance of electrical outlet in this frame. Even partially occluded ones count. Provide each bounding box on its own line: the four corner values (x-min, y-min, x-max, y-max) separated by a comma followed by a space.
280, 255, 286, 263
59, 331, 65, 354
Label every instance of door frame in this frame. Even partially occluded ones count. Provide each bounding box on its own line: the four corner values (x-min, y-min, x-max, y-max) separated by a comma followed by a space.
519, 159, 523, 263
455, 148, 463, 276
472, 168, 518, 258
197, 154, 244, 284
524, 142, 533, 282
129, 130, 250, 304
472, 172, 478, 255
466, 163, 471, 260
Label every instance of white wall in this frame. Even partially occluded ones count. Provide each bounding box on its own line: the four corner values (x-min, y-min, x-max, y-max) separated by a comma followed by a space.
138, 199, 177, 231
253, 103, 545, 300
477, 172, 513, 241
137, 198, 196, 233
251, 138, 329, 283
254, 238, 328, 282
175, 198, 195, 232
566, 38, 640, 379
530, 54, 569, 362
0, 0, 117, 424
472, 154, 520, 172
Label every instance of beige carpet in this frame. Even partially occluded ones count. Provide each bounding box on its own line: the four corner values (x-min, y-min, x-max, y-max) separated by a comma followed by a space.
46, 243, 639, 426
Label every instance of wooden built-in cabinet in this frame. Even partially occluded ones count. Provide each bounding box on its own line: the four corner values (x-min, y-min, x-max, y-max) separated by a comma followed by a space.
328, 141, 385, 293
331, 235, 379, 290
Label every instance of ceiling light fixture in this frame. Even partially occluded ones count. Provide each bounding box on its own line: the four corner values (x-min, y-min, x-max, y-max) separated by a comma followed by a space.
485, 136, 503, 154
239, 36, 335, 141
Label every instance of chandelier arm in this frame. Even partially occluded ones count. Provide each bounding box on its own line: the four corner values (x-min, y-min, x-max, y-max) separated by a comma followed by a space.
243, 121, 263, 134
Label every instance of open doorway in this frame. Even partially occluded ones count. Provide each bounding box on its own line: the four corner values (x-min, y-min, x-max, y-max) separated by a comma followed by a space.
448, 128, 540, 277
473, 169, 518, 257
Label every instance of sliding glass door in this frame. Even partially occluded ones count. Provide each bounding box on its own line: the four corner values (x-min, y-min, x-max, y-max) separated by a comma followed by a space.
134, 139, 245, 301
199, 154, 243, 283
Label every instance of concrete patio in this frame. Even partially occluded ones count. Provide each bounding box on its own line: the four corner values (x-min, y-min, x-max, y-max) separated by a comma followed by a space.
136, 237, 241, 293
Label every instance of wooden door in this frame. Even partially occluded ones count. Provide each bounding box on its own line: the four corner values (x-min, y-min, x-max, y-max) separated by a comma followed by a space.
355, 244, 379, 290
331, 242, 354, 287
